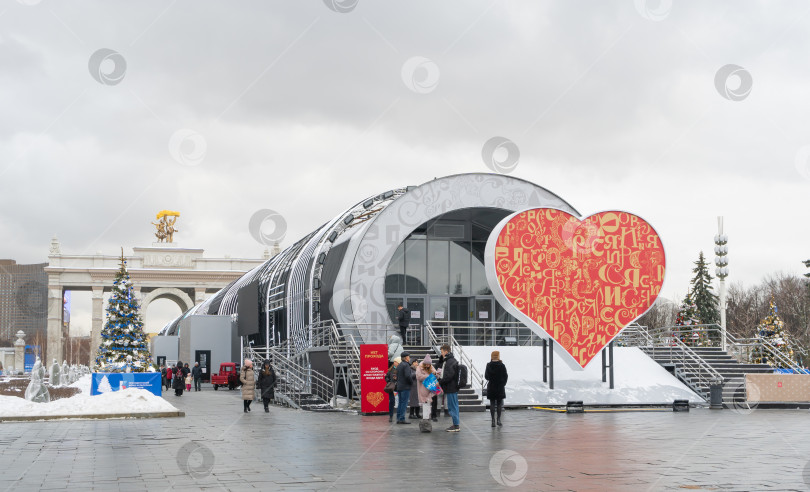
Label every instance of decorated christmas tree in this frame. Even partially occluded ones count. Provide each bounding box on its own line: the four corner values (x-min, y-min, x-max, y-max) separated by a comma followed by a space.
674, 291, 708, 346
94, 250, 152, 372
751, 297, 798, 368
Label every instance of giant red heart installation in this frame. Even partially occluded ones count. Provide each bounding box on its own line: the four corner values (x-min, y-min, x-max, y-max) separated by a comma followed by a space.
490, 208, 665, 368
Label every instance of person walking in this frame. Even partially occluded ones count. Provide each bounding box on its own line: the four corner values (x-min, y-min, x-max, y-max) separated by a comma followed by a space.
185, 371, 192, 392
240, 359, 256, 413
396, 305, 411, 344
395, 352, 415, 424
161, 365, 167, 390
385, 357, 400, 422
191, 362, 202, 391
172, 361, 185, 397
485, 351, 508, 427
439, 344, 460, 432
165, 366, 173, 391
415, 354, 437, 425
257, 361, 277, 413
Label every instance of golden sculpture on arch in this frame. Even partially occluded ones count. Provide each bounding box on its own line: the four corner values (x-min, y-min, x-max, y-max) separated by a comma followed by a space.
152, 210, 180, 243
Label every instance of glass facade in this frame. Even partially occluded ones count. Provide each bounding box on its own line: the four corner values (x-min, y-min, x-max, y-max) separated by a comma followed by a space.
384, 208, 517, 325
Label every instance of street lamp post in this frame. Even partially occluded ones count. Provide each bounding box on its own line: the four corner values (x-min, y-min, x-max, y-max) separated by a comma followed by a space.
714, 217, 729, 351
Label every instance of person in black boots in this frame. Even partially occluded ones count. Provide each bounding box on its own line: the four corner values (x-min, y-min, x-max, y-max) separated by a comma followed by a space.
396, 305, 411, 344
240, 359, 255, 413
485, 350, 508, 427
257, 361, 277, 413
173, 361, 185, 397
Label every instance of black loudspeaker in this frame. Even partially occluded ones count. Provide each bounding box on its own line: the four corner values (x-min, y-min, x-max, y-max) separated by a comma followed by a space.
419, 420, 432, 433
566, 401, 585, 414
673, 399, 690, 412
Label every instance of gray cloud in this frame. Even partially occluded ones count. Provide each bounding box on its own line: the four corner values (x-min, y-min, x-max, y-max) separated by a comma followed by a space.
1, 0, 809, 315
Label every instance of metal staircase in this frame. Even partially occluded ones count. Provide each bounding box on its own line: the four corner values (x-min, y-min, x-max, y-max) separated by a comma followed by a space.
245, 345, 336, 411
622, 324, 800, 407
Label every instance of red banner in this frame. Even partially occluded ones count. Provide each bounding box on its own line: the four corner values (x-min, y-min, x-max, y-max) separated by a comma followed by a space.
360, 344, 389, 414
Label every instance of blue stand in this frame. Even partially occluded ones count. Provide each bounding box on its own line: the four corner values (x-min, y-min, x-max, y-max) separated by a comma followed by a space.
91, 373, 162, 396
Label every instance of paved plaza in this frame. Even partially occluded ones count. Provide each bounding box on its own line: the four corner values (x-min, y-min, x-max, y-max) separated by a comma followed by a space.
2, 387, 810, 491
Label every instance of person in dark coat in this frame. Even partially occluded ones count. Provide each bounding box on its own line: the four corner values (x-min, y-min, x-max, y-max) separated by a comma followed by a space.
396, 305, 410, 344
408, 359, 420, 418
257, 361, 277, 413
439, 344, 460, 432
485, 351, 508, 427
161, 365, 167, 390
191, 362, 202, 391
172, 361, 185, 396
395, 352, 415, 424
385, 358, 400, 422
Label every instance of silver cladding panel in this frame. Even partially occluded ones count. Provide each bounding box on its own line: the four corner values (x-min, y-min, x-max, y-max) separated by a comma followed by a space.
344, 173, 579, 326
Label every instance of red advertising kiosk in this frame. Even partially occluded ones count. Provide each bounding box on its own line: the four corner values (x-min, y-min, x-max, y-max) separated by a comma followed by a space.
360, 344, 389, 415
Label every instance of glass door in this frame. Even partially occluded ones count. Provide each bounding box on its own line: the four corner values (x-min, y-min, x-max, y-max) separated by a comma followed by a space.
449, 297, 472, 345
405, 297, 425, 345
475, 297, 494, 345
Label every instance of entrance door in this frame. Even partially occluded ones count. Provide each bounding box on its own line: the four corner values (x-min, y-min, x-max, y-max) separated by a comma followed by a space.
195, 350, 211, 382
405, 297, 425, 345
475, 298, 494, 344
157, 356, 166, 368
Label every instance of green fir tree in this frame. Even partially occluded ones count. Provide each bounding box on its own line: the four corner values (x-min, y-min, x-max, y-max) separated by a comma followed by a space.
690, 252, 719, 326
751, 297, 798, 368
94, 251, 152, 372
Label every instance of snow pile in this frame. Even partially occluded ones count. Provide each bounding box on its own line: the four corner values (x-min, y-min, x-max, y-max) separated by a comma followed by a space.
0, 375, 178, 418
463, 346, 704, 405
68, 374, 92, 394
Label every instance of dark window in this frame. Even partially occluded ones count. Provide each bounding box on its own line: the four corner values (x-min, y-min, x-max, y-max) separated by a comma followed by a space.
471, 241, 491, 295
449, 241, 470, 295
404, 239, 427, 294
427, 241, 449, 295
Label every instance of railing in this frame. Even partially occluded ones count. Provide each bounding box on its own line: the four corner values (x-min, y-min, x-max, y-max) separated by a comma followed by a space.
425, 321, 486, 397
427, 320, 544, 347
624, 324, 805, 373
310, 320, 363, 405
659, 337, 724, 395
245, 345, 335, 409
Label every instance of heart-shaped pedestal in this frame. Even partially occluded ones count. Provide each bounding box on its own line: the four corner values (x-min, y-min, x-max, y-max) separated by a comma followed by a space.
486, 208, 665, 368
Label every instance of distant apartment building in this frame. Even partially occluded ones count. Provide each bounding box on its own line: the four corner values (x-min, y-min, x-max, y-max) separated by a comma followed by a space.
0, 260, 48, 358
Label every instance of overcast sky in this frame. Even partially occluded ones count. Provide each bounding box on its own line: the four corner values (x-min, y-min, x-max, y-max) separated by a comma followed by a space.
2, 1, 809, 334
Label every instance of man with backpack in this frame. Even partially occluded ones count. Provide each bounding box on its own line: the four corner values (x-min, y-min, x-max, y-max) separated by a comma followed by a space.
396, 305, 411, 344
439, 343, 461, 432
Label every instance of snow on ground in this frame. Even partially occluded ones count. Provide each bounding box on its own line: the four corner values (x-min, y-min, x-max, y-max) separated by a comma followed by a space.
463, 346, 705, 405
0, 375, 178, 418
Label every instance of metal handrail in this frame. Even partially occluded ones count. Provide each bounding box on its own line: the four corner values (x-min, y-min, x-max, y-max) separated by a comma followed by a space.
425, 321, 485, 396
427, 320, 543, 347
311, 320, 363, 403
635, 324, 805, 372
245, 345, 335, 409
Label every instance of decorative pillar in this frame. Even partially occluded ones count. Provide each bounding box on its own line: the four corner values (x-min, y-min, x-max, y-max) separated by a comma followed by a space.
90, 288, 104, 366
14, 330, 25, 373
46, 285, 63, 365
